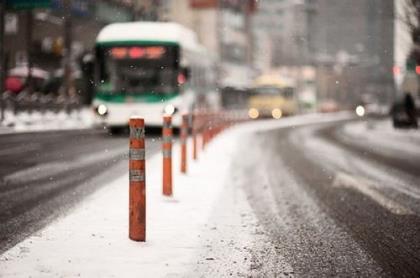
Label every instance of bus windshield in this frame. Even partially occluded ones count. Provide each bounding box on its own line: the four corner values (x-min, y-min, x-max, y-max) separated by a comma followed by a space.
256, 87, 281, 95
255, 86, 294, 98
96, 45, 179, 95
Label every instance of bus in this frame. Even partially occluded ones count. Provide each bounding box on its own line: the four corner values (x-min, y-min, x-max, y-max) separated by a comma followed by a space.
247, 75, 298, 119
92, 22, 217, 130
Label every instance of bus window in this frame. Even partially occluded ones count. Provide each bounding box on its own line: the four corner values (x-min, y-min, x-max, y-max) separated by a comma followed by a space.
96, 45, 179, 95
283, 87, 294, 99
256, 87, 281, 95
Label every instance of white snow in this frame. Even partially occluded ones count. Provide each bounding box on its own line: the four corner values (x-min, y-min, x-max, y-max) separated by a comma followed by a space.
0, 119, 285, 277
342, 119, 420, 156
291, 123, 420, 205
0, 112, 362, 277
0, 109, 95, 134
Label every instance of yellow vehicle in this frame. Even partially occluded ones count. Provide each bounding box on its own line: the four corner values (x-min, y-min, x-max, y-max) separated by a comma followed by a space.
248, 75, 298, 119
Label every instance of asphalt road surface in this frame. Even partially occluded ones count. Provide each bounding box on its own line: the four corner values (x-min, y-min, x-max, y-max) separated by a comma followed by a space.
233, 119, 420, 277
1, 118, 420, 277
0, 128, 160, 254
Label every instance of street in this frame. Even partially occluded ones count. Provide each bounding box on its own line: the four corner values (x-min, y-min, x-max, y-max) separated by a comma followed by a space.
0, 0, 418, 276
233, 118, 420, 277
1, 116, 419, 277
0, 128, 160, 254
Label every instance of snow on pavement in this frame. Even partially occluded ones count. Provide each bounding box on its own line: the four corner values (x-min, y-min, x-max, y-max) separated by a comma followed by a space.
0, 121, 289, 277
235, 111, 353, 133
0, 109, 95, 134
0, 112, 363, 277
342, 119, 420, 156
291, 121, 420, 206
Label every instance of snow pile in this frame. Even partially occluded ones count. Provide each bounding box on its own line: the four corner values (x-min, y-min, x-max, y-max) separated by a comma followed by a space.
0, 109, 95, 134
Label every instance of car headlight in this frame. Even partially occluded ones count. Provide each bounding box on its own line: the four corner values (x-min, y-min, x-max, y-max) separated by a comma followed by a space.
96, 104, 108, 116
272, 108, 282, 119
355, 105, 365, 117
163, 104, 177, 116
248, 108, 259, 119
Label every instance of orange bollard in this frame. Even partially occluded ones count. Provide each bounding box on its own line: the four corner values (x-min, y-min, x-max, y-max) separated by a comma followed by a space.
162, 115, 173, 196
192, 113, 198, 160
180, 114, 188, 174
129, 117, 146, 242
204, 127, 210, 149
202, 113, 209, 150
202, 128, 207, 150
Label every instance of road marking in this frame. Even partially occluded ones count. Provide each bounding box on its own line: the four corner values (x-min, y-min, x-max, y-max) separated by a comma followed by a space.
333, 172, 413, 215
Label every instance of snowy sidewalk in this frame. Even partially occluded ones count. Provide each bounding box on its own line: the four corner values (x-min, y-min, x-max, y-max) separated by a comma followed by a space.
0, 113, 354, 277
0, 109, 95, 134
0, 122, 272, 277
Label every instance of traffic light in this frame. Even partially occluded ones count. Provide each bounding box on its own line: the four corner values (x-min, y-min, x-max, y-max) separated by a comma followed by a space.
393, 65, 401, 76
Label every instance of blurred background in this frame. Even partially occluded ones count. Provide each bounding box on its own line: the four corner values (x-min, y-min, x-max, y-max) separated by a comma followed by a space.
0, 0, 417, 123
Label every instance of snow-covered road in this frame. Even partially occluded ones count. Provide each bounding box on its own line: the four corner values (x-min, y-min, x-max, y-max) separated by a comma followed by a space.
239, 117, 420, 277
1, 114, 419, 277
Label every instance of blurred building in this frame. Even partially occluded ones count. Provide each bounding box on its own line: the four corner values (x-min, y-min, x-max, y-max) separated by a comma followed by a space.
166, 0, 257, 88
254, 0, 395, 108
394, 0, 413, 92
253, 0, 317, 111
254, 0, 311, 67
253, 30, 272, 73
310, 0, 395, 106
3, 0, 164, 72
3, 0, 256, 90
165, 0, 219, 57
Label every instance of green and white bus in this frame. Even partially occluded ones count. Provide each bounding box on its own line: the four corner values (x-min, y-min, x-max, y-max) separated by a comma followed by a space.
92, 22, 217, 129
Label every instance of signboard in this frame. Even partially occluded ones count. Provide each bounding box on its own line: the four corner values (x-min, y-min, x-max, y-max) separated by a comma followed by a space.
190, 0, 256, 12
96, 2, 132, 23
6, 0, 51, 10
109, 47, 166, 60
51, 0, 92, 17
190, 0, 217, 8
5, 13, 18, 34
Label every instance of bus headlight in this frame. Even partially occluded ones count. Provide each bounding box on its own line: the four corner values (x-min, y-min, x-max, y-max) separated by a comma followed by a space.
96, 104, 108, 116
272, 108, 282, 119
355, 105, 365, 117
248, 108, 259, 119
164, 104, 177, 115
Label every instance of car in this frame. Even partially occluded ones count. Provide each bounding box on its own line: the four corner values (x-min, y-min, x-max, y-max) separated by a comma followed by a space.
390, 94, 419, 128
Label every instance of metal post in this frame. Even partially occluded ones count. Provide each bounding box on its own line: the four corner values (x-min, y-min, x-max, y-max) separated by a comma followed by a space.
180, 113, 188, 174
0, 3, 5, 122
192, 112, 198, 160
162, 115, 173, 196
129, 117, 146, 242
